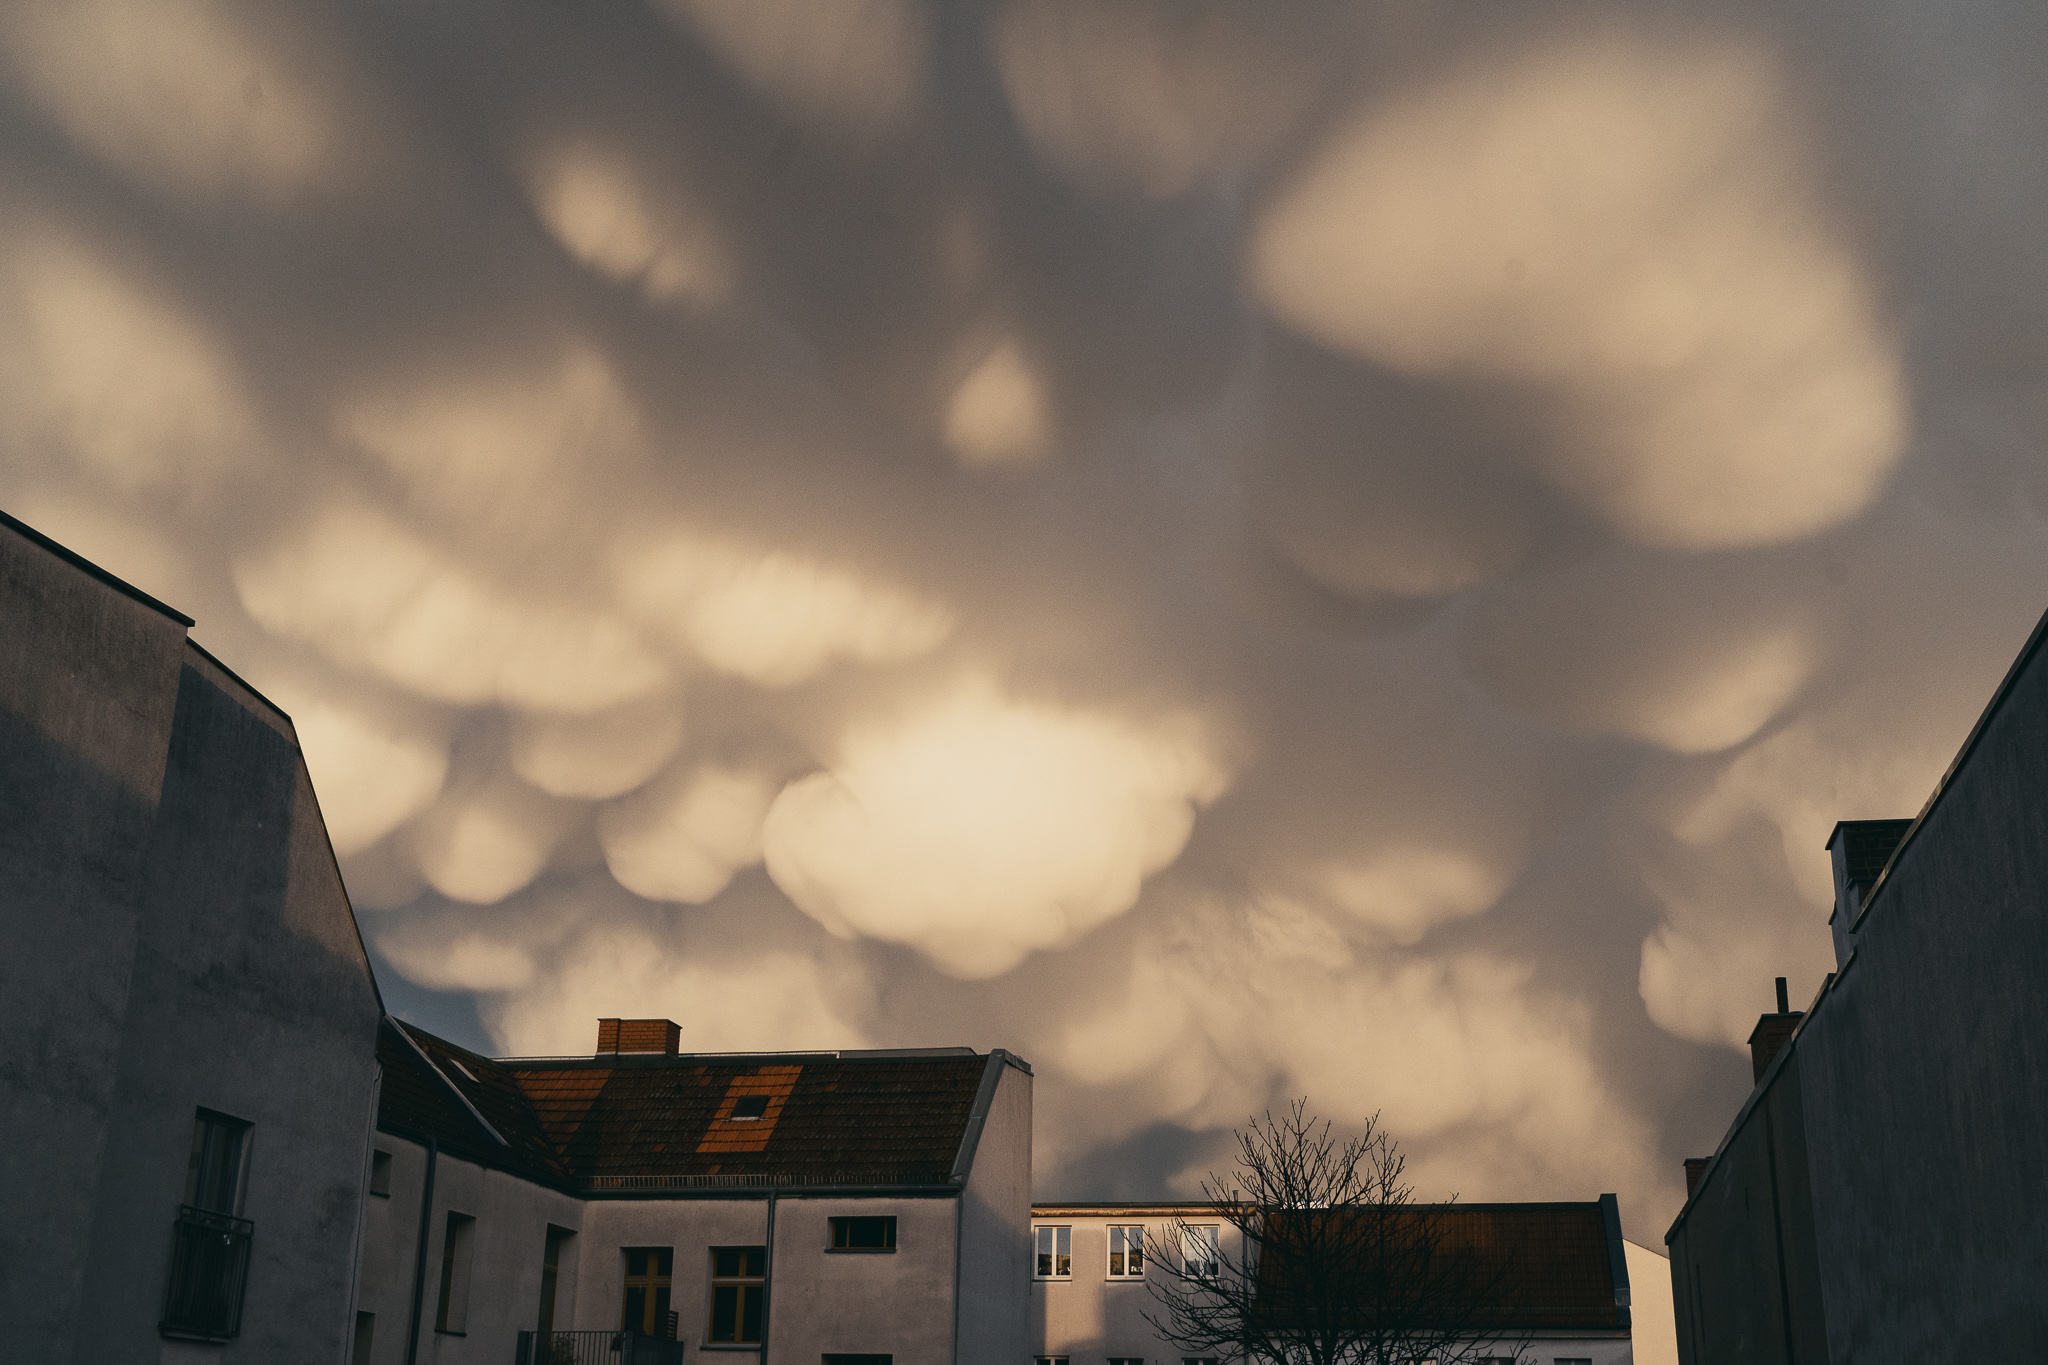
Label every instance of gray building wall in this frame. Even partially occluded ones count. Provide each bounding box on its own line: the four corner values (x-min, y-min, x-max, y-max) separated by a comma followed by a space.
768, 1195, 960, 1362
0, 516, 190, 1363
955, 1060, 1032, 1363
0, 517, 386, 1365
1668, 610, 2048, 1362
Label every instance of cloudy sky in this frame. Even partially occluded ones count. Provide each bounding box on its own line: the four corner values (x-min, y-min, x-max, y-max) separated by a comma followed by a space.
4, 0, 2046, 1242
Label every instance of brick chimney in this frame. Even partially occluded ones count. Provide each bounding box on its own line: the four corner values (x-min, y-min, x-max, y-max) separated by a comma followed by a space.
1747, 977, 1802, 1083
597, 1018, 681, 1056
1683, 1157, 1710, 1197
1824, 819, 1913, 969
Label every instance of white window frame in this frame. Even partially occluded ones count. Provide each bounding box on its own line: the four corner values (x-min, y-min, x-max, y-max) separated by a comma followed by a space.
1181, 1225, 1219, 1278
1106, 1224, 1145, 1279
1034, 1225, 1072, 1279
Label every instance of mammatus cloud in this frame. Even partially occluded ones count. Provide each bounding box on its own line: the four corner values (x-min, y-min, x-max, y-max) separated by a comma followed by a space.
4, 1, 2047, 1244
762, 680, 1229, 977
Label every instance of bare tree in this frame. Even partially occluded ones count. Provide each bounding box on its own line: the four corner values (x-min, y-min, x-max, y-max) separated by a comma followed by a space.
1144, 1101, 1529, 1365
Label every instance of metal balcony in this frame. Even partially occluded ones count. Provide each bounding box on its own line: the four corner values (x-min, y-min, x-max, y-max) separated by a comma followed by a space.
159, 1205, 253, 1341
515, 1329, 685, 1365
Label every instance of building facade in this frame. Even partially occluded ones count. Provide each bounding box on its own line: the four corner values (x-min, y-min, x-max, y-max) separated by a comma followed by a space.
1666, 606, 2048, 1361
358, 1018, 1033, 1365
1031, 1199, 1638, 1365
0, 510, 387, 1363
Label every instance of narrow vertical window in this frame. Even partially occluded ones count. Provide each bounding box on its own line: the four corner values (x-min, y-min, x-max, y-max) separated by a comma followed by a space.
537, 1227, 573, 1340
1107, 1225, 1144, 1278
1034, 1225, 1071, 1278
161, 1110, 254, 1341
621, 1247, 673, 1336
708, 1247, 765, 1344
368, 1150, 392, 1197
351, 1312, 374, 1365
435, 1213, 475, 1333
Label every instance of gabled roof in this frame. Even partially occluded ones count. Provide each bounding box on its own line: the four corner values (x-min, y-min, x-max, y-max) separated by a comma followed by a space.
376, 1019, 1023, 1193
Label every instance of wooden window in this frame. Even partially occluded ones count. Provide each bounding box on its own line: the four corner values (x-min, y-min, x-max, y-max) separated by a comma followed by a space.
621, 1248, 673, 1337
1034, 1225, 1071, 1278
1107, 1225, 1144, 1277
829, 1216, 896, 1250
435, 1213, 475, 1333
708, 1246, 765, 1344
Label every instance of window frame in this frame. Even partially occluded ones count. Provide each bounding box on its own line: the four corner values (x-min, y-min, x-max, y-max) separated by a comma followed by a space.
1033, 1224, 1072, 1280
1181, 1225, 1220, 1278
1105, 1224, 1145, 1279
827, 1215, 897, 1252
706, 1245, 766, 1345
621, 1246, 674, 1338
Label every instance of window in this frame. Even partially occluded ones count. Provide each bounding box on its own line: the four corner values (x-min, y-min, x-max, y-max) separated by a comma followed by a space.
1181, 1225, 1219, 1277
730, 1094, 770, 1119
622, 1248, 673, 1336
369, 1150, 392, 1197
351, 1313, 375, 1365
435, 1213, 476, 1333
537, 1227, 573, 1340
1034, 1225, 1072, 1278
161, 1110, 254, 1342
709, 1246, 765, 1344
186, 1110, 250, 1214
829, 1216, 896, 1251
1034, 1358, 1069, 1365
1183, 1358, 1220, 1365
1554, 1359, 1593, 1364
1109, 1358, 1146, 1364
1107, 1225, 1144, 1278
822, 1357, 893, 1365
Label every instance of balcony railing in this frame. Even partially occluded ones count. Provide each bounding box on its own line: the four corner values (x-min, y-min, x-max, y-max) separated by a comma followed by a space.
515, 1329, 684, 1365
160, 1205, 253, 1341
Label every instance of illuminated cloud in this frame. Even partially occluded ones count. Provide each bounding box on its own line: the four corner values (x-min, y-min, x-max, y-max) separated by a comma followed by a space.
761, 680, 1230, 977
526, 144, 734, 308
235, 498, 672, 714
407, 771, 580, 906
1250, 27, 1908, 549
599, 763, 778, 905
279, 691, 448, 857
1, 233, 254, 495
0, 0, 348, 202
614, 534, 954, 687
509, 697, 686, 802
944, 338, 1053, 469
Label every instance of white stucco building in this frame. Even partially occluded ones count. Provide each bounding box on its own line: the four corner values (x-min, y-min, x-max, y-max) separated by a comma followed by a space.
357, 1017, 1032, 1365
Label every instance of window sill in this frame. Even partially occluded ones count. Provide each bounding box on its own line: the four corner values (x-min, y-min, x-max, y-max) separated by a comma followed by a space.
1033, 1277, 1072, 1283
160, 1325, 237, 1344
433, 1329, 467, 1337
369, 1190, 391, 1198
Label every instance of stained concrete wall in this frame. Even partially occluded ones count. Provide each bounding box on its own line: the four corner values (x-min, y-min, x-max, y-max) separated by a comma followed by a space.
1668, 610, 2048, 1362
1031, 1209, 1248, 1360
0, 517, 189, 1363
955, 1058, 1032, 1362
767, 1195, 960, 1362
0, 518, 385, 1365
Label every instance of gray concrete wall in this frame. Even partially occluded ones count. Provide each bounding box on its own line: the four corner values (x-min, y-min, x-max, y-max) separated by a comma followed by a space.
1792, 632, 2048, 1360
1032, 1210, 1247, 1360
956, 1060, 1032, 1363
573, 1196, 774, 1355
76, 650, 387, 1365
0, 520, 188, 1362
767, 1195, 959, 1363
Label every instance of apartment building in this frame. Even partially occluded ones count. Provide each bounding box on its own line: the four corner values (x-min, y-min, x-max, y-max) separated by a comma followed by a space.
357, 1017, 1033, 1365
0, 510, 386, 1363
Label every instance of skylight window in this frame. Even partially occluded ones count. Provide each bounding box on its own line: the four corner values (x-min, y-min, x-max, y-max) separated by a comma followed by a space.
730, 1095, 769, 1120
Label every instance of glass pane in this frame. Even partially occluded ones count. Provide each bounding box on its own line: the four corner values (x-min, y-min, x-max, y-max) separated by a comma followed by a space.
624, 1286, 646, 1332
1055, 1224, 1071, 1277
1109, 1227, 1124, 1276
655, 1248, 673, 1276
711, 1285, 736, 1340
739, 1285, 763, 1342
1037, 1227, 1053, 1276
714, 1249, 739, 1277
653, 1286, 670, 1328
627, 1249, 645, 1277
744, 1248, 764, 1276
1130, 1226, 1143, 1273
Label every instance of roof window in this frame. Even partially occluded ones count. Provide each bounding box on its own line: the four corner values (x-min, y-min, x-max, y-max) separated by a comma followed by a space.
730, 1095, 769, 1120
